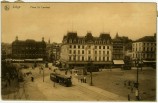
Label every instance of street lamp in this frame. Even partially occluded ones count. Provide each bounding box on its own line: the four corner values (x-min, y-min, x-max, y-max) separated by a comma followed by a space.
135, 58, 139, 101
89, 59, 93, 86
41, 66, 44, 82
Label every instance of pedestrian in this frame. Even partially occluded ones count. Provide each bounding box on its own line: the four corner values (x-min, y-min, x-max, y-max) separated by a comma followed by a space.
81, 78, 83, 83
84, 76, 86, 83
128, 94, 130, 101
128, 80, 131, 86
131, 86, 133, 93
65, 71, 67, 75
31, 76, 34, 82
49, 67, 51, 70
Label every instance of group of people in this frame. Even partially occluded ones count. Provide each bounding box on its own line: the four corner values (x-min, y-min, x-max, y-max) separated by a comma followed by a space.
124, 80, 140, 101
78, 76, 86, 83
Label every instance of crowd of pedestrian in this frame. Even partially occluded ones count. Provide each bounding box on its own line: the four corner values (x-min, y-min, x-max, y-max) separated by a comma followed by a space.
124, 80, 141, 101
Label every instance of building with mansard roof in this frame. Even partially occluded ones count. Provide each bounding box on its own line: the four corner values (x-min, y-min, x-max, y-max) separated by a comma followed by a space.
12, 36, 46, 61
60, 32, 112, 69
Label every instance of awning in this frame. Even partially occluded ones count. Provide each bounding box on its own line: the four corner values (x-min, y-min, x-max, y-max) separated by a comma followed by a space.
113, 60, 124, 65
143, 60, 156, 63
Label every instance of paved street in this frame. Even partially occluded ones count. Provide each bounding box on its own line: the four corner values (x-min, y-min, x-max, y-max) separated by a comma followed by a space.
2, 63, 126, 101
1, 63, 156, 101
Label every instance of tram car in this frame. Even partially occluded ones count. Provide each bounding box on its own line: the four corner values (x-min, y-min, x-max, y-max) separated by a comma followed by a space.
50, 73, 72, 87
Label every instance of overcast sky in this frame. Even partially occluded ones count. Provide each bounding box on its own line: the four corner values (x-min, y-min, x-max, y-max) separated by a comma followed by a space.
2, 3, 157, 43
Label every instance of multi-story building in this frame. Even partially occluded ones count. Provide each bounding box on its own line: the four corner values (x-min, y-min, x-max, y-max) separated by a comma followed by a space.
132, 34, 156, 66
112, 33, 125, 67
1, 43, 12, 60
12, 36, 46, 60
60, 32, 112, 69
112, 33, 125, 60
46, 41, 61, 62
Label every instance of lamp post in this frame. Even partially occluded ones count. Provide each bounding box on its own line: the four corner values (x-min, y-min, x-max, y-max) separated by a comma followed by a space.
89, 59, 93, 86
43, 67, 44, 82
135, 58, 139, 101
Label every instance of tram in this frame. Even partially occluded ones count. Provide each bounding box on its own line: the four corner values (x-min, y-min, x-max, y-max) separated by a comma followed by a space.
50, 73, 72, 87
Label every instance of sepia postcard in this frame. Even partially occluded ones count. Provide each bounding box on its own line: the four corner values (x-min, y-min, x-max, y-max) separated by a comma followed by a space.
1, 1, 157, 101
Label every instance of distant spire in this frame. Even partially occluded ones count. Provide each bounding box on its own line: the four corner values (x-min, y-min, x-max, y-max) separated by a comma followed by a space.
42, 37, 44, 41
48, 38, 50, 44
16, 36, 18, 41
116, 32, 119, 38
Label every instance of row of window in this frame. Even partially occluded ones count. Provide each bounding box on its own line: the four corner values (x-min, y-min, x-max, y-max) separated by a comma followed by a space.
69, 45, 110, 49
13, 54, 44, 55
64, 39, 111, 44
69, 56, 110, 61
132, 47, 156, 52
69, 50, 110, 54
133, 53, 155, 59
133, 42, 156, 47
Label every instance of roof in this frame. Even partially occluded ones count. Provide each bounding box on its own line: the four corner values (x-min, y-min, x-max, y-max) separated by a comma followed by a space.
12, 39, 46, 45
135, 36, 156, 42
62, 32, 112, 44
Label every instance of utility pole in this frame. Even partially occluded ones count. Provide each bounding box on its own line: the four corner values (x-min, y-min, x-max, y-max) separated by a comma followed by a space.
90, 60, 93, 86
43, 67, 44, 82
135, 59, 139, 100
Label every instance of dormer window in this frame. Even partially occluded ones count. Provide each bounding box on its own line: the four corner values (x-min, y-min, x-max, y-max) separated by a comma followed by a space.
69, 39, 72, 43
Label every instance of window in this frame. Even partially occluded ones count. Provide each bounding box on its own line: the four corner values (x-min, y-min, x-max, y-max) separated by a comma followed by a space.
103, 46, 105, 49
73, 56, 76, 61
88, 56, 91, 61
99, 51, 101, 54
147, 47, 149, 51
74, 50, 76, 54
107, 46, 109, 49
103, 51, 105, 54
82, 50, 84, 54
95, 51, 97, 54
78, 45, 80, 49
78, 56, 80, 61
74, 45, 76, 48
69, 45, 72, 48
69, 56, 71, 61
99, 57, 101, 61
107, 57, 109, 61
78, 50, 80, 54
69, 50, 71, 54
95, 46, 97, 49
95, 57, 97, 61
99, 46, 101, 49
69, 39, 72, 43
88, 50, 91, 54
103, 57, 105, 61
107, 51, 109, 54
82, 45, 84, 49
82, 56, 84, 61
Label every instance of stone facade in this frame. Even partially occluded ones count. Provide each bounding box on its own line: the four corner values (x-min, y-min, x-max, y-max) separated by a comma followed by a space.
60, 32, 112, 68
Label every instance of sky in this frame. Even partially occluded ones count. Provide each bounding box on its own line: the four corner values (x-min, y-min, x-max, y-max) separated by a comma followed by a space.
1, 2, 157, 43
